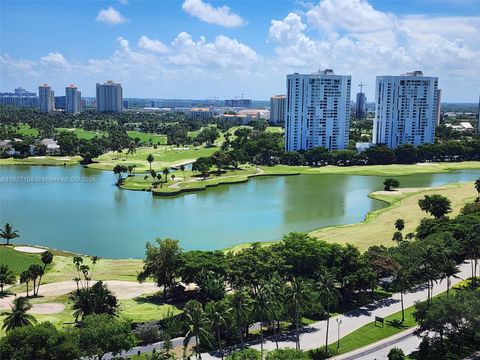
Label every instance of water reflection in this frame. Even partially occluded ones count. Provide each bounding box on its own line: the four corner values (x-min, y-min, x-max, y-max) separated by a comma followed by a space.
0, 165, 479, 258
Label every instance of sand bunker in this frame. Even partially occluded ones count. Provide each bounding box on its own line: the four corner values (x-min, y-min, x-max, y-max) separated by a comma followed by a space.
14, 246, 46, 253
0, 280, 160, 310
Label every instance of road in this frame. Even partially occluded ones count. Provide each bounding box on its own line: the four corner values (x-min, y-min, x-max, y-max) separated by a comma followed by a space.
104, 260, 472, 359
332, 328, 420, 360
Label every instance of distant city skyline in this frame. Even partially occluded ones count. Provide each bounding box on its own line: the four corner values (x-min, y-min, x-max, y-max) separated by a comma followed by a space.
1, 0, 479, 101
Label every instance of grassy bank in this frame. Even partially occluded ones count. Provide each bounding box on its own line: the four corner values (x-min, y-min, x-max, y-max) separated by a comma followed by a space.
121, 165, 299, 195
0, 247, 43, 274
310, 181, 477, 251
263, 161, 480, 176
0, 156, 81, 166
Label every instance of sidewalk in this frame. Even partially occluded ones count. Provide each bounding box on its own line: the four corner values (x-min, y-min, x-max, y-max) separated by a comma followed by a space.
201, 260, 471, 359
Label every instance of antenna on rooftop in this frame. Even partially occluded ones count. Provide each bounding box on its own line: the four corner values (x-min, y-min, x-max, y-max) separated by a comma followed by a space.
358, 82, 365, 93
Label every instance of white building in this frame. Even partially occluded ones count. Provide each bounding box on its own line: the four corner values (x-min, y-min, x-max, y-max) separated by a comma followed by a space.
270, 95, 286, 123
39, 84, 55, 113
285, 69, 351, 152
190, 108, 214, 120
40, 138, 60, 155
373, 71, 439, 148
96, 80, 123, 113
238, 109, 270, 124
65, 85, 81, 114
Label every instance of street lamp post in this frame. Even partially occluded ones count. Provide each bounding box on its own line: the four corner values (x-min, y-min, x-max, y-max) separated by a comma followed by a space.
336, 318, 342, 349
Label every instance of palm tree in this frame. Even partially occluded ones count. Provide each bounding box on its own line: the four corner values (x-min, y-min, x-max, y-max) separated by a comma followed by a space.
1, 223, 19, 245
180, 164, 186, 180
183, 300, 210, 359
1, 297, 37, 331
126, 142, 137, 158
394, 219, 405, 232
392, 231, 403, 244
70, 281, 118, 322
163, 167, 170, 183
251, 286, 272, 359
316, 270, 341, 351
285, 277, 311, 350
90, 255, 100, 280
263, 281, 284, 350
205, 301, 228, 360
147, 154, 154, 171
392, 267, 410, 322
440, 260, 460, 295
27, 264, 44, 297
228, 290, 251, 350
20, 270, 32, 297
0, 265, 16, 294
36, 250, 53, 296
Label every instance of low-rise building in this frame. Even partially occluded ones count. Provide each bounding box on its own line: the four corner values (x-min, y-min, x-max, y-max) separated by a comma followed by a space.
40, 138, 60, 155
190, 107, 214, 120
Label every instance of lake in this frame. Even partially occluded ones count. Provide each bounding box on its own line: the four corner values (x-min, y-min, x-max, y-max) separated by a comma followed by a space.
0, 165, 479, 258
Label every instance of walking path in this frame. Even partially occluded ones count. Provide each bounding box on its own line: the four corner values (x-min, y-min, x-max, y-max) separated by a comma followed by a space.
0, 280, 160, 313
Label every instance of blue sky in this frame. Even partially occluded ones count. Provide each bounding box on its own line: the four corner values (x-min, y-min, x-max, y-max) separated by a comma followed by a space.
1, 0, 479, 101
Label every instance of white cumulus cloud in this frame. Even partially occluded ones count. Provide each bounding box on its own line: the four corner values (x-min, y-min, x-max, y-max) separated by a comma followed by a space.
96, 6, 128, 25
306, 0, 395, 33
182, 0, 246, 27
138, 35, 169, 53
40, 52, 69, 67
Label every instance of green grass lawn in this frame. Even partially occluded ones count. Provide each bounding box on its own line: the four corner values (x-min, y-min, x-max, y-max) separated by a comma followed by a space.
122, 165, 264, 193
0, 156, 81, 166
127, 131, 167, 145
0, 246, 43, 275
56, 128, 106, 140
17, 123, 39, 137
0, 293, 181, 337
310, 181, 477, 251
87, 145, 218, 172
120, 296, 181, 323
265, 126, 284, 134
329, 306, 417, 355
261, 161, 480, 176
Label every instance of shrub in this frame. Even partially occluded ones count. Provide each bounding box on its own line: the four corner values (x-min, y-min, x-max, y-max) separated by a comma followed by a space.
388, 347, 405, 360
308, 347, 339, 360
133, 321, 162, 345
266, 348, 310, 359
383, 178, 400, 191
226, 348, 261, 360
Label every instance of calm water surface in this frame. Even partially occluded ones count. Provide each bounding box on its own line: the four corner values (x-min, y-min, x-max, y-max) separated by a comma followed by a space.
0, 166, 479, 258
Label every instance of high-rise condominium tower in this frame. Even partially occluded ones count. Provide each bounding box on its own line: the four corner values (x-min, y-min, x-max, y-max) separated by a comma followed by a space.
285, 69, 351, 152
65, 85, 81, 114
435, 89, 442, 126
96, 80, 123, 113
39, 84, 55, 113
270, 95, 286, 123
373, 71, 438, 148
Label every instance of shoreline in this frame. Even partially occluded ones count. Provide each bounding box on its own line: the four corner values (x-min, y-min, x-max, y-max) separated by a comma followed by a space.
4, 180, 475, 258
